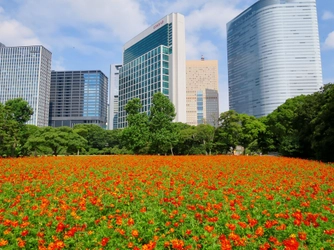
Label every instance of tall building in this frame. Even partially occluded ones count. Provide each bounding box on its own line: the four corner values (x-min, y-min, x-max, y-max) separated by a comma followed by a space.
108, 64, 122, 130
186, 58, 219, 126
118, 13, 186, 128
227, 0, 323, 117
0, 44, 52, 126
49, 70, 108, 128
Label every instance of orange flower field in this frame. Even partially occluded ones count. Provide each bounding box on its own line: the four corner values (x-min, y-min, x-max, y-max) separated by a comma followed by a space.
0, 156, 333, 249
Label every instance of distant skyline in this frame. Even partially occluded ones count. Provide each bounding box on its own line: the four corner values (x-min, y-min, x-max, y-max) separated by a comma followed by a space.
0, 0, 333, 112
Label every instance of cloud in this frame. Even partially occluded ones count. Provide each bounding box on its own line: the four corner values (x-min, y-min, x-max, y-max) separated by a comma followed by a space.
52, 57, 66, 71
323, 31, 334, 50
15, 0, 149, 44
186, 35, 218, 60
322, 11, 334, 20
0, 11, 41, 46
184, 1, 242, 38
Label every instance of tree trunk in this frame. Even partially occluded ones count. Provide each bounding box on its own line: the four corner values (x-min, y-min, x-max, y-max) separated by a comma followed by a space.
170, 146, 174, 156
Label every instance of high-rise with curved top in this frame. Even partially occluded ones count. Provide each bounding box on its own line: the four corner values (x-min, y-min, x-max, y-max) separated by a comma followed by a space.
227, 0, 323, 117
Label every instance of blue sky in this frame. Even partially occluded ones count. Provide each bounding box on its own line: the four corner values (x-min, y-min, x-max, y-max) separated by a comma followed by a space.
0, 0, 333, 112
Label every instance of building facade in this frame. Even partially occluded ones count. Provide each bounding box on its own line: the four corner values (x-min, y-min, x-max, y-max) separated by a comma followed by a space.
108, 64, 122, 130
118, 13, 186, 128
186, 58, 219, 126
227, 0, 323, 117
49, 70, 108, 128
0, 44, 52, 126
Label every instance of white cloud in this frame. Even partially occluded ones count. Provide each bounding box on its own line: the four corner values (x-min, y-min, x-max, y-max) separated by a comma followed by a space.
0, 14, 41, 46
186, 35, 218, 60
185, 1, 242, 38
52, 57, 66, 71
322, 11, 334, 20
15, 0, 149, 44
324, 31, 334, 50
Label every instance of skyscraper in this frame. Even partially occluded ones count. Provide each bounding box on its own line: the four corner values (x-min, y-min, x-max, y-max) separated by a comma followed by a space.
227, 0, 323, 117
109, 64, 122, 130
49, 70, 108, 128
0, 44, 52, 126
118, 13, 186, 128
186, 58, 219, 126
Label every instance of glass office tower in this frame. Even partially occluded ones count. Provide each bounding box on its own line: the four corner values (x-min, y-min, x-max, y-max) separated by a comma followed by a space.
0, 44, 52, 126
227, 0, 323, 117
118, 13, 186, 128
49, 70, 108, 128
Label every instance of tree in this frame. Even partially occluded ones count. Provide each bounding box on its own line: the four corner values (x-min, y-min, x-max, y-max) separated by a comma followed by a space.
239, 114, 266, 154
4, 98, 33, 124
40, 127, 68, 156
24, 126, 45, 156
73, 124, 108, 152
149, 93, 177, 155
215, 110, 242, 154
0, 98, 34, 156
122, 98, 150, 154
196, 124, 215, 155
307, 84, 334, 161
265, 95, 307, 156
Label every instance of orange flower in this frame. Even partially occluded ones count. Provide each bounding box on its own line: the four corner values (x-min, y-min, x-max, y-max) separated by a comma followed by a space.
21, 230, 29, 237
255, 226, 264, 237
298, 232, 307, 241
132, 230, 139, 238
282, 236, 299, 250
205, 225, 214, 233
17, 238, 26, 248
101, 237, 109, 247
127, 218, 135, 226
0, 239, 8, 247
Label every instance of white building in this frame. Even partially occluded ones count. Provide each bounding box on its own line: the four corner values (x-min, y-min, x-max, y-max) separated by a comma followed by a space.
109, 64, 122, 130
118, 13, 186, 128
227, 0, 323, 117
0, 44, 52, 126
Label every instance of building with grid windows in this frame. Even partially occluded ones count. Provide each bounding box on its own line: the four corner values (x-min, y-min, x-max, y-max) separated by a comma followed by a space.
108, 64, 122, 130
227, 0, 323, 117
0, 44, 52, 126
118, 13, 186, 128
186, 58, 219, 126
49, 70, 108, 128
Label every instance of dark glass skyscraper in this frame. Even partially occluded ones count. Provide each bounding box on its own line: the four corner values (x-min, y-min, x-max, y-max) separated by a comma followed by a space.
49, 70, 108, 128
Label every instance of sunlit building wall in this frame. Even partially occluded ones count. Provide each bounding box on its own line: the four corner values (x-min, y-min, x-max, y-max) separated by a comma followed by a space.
108, 64, 122, 130
0, 44, 52, 126
227, 0, 323, 117
186, 59, 219, 126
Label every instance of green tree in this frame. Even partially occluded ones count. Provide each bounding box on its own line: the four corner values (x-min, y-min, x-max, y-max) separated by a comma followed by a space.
307, 84, 334, 161
149, 93, 177, 155
0, 98, 34, 156
122, 98, 150, 154
40, 127, 68, 156
215, 110, 242, 154
196, 124, 215, 155
4, 98, 33, 124
73, 124, 108, 153
265, 95, 307, 156
239, 114, 266, 154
